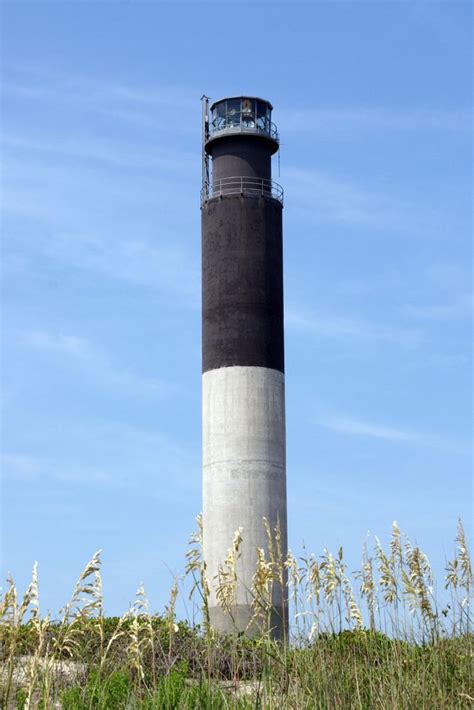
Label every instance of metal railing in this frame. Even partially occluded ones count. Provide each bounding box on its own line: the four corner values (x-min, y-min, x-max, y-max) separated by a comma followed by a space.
201, 176, 284, 206
208, 119, 279, 143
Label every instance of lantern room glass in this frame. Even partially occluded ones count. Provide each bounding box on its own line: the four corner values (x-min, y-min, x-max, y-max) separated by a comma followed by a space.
210, 98, 274, 140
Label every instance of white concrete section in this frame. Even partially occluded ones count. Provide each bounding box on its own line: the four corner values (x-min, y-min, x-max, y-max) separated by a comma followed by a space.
202, 366, 287, 625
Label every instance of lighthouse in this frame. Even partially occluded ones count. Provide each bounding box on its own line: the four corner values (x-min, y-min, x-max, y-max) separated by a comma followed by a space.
201, 96, 287, 636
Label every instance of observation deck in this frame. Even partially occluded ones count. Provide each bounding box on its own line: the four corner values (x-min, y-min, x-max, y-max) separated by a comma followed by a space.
205, 96, 279, 154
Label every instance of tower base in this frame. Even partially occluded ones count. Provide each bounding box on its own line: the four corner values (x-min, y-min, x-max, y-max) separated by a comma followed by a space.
203, 366, 288, 639
209, 604, 288, 639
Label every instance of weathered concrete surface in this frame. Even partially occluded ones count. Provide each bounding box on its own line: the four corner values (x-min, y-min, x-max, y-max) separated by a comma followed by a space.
208, 604, 287, 638
202, 365, 287, 637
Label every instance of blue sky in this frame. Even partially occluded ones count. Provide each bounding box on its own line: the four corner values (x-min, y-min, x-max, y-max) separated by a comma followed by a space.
1, 1, 472, 617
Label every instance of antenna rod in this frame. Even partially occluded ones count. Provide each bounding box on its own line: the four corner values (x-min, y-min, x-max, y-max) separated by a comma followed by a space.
201, 95, 210, 201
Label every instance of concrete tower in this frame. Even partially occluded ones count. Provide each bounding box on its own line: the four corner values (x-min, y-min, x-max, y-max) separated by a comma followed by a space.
201, 96, 287, 636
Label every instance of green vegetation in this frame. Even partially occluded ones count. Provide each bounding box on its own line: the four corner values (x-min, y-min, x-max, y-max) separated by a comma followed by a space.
1, 519, 472, 708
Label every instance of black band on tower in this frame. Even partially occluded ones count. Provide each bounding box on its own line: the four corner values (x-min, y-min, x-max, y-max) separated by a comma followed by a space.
202, 194, 284, 374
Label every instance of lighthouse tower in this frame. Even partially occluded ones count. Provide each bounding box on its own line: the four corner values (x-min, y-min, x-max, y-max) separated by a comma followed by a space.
201, 96, 287, 637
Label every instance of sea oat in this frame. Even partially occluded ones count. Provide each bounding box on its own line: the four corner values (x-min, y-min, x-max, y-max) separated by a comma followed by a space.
375, 537, 398, 605
357, 542, 377, 631
403, 541, 436, 631
390, 521, 403, 567
320, 550, 340, 605
307, 555, 321, 606
249, 547, 274, 633
342, 576, 363, 630
456, 519, 472, 593
215, 527, 243, 616
185, 514, 211, 634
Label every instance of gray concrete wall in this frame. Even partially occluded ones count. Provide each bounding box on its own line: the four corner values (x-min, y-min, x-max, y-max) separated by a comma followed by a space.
202, 365, 287, 637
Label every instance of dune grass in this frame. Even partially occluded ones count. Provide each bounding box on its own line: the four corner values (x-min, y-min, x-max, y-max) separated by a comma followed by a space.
1, 519, 472, 708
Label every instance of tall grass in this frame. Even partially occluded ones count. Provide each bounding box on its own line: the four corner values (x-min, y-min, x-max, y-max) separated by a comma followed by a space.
0, 519, 472, 708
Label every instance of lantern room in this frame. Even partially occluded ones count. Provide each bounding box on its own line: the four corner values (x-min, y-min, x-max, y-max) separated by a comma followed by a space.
205, 96, 279, 153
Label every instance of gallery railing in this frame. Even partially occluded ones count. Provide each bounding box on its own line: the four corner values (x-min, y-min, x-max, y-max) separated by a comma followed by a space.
201, 176, 284, 206
208, 117, 279, 143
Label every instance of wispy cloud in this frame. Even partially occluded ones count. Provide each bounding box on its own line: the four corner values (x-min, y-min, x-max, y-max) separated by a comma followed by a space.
19, 329, 182, 399
323, 416, 417, 442
1, 454, 40, 481
282, 106, 471, 136
21, 331, 91, 358
2, 134, 197, 175
3, 66, 198, 134
285, 307, 423, 349
320, 414, 471, 456
1, 453, 113, 485
2, 142, 200, 305
2, 419, 198, 495
35, 231, 200, 303
426, 262, 471, 291
284, 165, 465, 237
401, 294, 473, 322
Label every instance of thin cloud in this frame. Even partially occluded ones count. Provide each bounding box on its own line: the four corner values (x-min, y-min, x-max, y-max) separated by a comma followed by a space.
1, 420, 199, 495
285, 307, 422, 349
323, 417, 418, 442
3, 68, 198, 134
18, 329, 181, 399
3, 223, 200, 306
3, 66, 195, 110
21, 331, 91, 358
401, 294, 473, 322
39, 230, 200, 302
320, 414, 471, 456
2, 150, 200, 305
426, 262, 471, 291
1, 454, 40, 480
1, 453, 113, 486
284, 167, 454, 235
282, 107, 470, 136
2, 134, 197, 175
